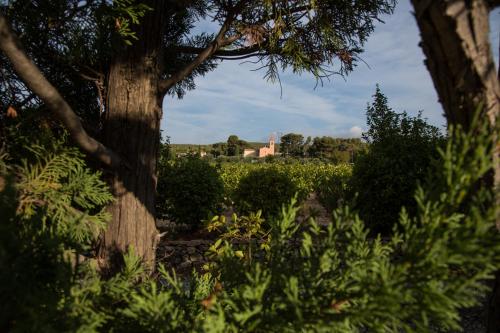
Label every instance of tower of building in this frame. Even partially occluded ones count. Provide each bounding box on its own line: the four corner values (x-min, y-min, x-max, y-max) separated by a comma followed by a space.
269, 135, 275, 154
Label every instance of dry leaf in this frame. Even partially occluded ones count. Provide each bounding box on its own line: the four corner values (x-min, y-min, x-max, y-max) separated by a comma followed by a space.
338, 50, 353, 66
6, 106, 17, 118
330, 300, 348, 312
241, 25, 266, 46
201, 294, 216, 310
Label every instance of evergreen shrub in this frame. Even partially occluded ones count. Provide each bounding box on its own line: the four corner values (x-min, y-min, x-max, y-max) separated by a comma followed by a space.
350, 85, 444, 234
0, 116, 500, 333
233, 167, 298, 219
0, 136, 113, 331
2, 108, 500, 333
156, 156, 224, 229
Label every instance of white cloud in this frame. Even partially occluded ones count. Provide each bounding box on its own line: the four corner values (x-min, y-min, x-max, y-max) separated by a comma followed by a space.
349, 126, 363, 138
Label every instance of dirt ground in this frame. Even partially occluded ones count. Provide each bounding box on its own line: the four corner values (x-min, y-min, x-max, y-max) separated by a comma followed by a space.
297, 192, 331, 226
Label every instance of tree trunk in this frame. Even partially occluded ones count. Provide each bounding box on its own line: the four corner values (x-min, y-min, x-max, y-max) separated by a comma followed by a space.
410, 1, 500, 331
411, 0, 499, 127
98, 2, 166, 270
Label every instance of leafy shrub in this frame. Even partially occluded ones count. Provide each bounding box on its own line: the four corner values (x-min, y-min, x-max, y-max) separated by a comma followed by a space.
1, 111, 500, 332
233, 167, 298, 218
189, 119, 500, 332
350, 86, 444, 234
316, 171, 351, 211
0, 137, 113, 331
156, 156, 224, 229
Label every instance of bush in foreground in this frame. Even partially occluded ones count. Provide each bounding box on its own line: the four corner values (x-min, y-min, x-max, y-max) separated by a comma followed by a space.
350, 86, 444, 234
156, 156, 224, 229
1, 116, 499, 332
0, 138, 113, 331
233, 167, 298, 219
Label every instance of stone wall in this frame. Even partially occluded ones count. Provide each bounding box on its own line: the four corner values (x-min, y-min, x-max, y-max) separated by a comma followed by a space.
156, 239, 270, 274
157, 240, 212, 274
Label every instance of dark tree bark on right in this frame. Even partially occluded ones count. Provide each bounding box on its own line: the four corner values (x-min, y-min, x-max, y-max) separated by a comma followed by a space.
410, 1, 500, 331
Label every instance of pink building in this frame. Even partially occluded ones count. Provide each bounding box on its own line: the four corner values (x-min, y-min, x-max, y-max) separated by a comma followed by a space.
243, 136, 275, 158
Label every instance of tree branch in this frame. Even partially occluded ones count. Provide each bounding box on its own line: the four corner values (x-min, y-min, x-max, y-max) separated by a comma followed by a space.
214, 52, 269, 61
172, 44, 263, 57
158, 0, 250, 94
158, 1, 314, 94
487, 0, 500, 8
0, 13, 122, 169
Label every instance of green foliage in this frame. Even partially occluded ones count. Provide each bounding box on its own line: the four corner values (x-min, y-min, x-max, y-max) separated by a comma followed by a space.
280, 133, 304, 157
233, 167, 297, 219
1, 1, 104, 130
308, 136, 365, 162
316, 171, 351, 212
16, 145, 112, 247
221, 159, 351, 215
226, 135, 240, 156
350, 85, 444, 234
158, 132, 172, 163
111, 0, 152, 45
206, 210, 270, 267
0, 137, 113, 331
190, 118, 500, 332
226, 135, 251, 157
1, 108, 499, 332
210, 142, 227, 158
243, 0, 397, 83
219, 161, 352, 205
2, 123, 113, 250
156, 156, 224, 229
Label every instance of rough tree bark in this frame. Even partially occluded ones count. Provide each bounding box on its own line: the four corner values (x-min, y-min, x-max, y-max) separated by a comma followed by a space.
410, 1, 500, 331
98, 1, 246, 270
97, 1, 167, 269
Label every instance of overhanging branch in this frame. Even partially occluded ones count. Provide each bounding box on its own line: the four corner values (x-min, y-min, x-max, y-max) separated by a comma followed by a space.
0, 13, 122, 169
172, 44, 265, 58
158, 0, 251, 94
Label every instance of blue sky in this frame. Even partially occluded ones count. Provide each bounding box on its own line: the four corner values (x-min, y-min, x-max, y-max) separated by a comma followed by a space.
162, 1, 500, 144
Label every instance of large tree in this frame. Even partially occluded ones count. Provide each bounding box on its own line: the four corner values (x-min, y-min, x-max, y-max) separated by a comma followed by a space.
280, 132, 304, 156
351, 86, 443, 234
226, 134, 241, 156
1, 0, 397, 267
410, 0, 500, 331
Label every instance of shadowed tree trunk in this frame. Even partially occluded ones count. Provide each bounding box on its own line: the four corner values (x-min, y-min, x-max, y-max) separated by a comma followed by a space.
98, 1, 166, 269
410, 1, 500, 331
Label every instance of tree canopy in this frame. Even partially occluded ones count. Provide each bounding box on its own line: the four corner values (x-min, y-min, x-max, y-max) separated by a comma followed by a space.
280, 133, 304, 156
350, 85, 444, 234
1, 0, 398, 112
